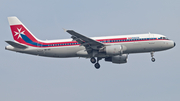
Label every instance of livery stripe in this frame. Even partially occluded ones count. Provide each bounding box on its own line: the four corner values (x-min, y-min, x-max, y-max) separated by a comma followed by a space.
20, 33, 168, 48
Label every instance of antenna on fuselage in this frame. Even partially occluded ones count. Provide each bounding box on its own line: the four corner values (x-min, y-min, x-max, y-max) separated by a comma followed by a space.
149, 32, 151, 38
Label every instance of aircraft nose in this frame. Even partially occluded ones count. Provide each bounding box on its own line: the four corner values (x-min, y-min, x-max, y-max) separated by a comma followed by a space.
174, 42, 176, 47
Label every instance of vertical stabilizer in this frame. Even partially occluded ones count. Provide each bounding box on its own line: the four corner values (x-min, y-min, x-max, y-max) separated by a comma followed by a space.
8, 17, 40, 45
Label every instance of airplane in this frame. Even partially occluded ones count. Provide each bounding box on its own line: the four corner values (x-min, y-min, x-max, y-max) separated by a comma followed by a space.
5, 17, 175, 69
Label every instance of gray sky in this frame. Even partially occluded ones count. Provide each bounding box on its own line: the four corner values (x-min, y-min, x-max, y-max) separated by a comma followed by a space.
0, 0, 179, 101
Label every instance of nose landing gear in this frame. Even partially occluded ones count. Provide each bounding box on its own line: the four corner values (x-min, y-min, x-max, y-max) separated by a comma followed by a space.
151, 58, 155, 62
150, 52, 155, 62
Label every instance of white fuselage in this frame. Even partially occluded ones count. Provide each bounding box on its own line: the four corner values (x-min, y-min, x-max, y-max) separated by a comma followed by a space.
6, 16, 176, 69
6, 33, 175, 58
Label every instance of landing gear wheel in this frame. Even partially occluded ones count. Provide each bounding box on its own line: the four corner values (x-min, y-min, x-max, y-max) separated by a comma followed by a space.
151, 58, 155, 62
150, 52, 155, 62
90, 57, 96, 64
94, 63, 100, 69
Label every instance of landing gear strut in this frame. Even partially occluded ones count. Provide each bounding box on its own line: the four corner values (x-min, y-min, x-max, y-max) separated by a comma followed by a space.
90, 57, 102, 69
150, 52, 155, 62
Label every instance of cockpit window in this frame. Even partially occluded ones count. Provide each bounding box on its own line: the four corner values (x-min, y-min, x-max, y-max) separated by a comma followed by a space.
160, 37, 169, 40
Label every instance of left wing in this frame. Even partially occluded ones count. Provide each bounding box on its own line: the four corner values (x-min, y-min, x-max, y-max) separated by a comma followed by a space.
66, 30, 104, 50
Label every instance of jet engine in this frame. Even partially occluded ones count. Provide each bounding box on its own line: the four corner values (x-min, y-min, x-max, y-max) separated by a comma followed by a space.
105, 45, 123, 55
105, 54, 128, 64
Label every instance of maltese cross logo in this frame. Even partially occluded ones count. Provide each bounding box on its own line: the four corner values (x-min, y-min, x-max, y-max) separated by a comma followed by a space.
14, 28, 25, 39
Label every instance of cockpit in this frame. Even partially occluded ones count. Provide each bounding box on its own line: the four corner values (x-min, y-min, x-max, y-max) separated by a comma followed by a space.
159, 37, 169, 40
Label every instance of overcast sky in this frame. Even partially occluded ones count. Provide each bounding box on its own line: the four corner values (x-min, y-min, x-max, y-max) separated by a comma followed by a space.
0, 0, 179, 101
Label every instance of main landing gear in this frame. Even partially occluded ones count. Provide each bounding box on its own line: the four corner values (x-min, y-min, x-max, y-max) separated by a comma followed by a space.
90, 57, 96, 63
150, 52, 155, 62
90, 57, 102, 69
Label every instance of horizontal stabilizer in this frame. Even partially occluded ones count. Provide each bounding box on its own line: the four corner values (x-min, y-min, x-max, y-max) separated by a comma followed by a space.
5, 41, 27, 49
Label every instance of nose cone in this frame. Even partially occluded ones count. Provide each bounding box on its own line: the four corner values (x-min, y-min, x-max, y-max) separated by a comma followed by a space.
167, 40, 175, 49
174, 42, 176, 47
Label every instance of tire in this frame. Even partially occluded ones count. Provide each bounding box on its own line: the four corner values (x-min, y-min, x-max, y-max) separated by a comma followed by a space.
94, 63, 100, 69
151, 58, 155, 62
90, 57, 96, 64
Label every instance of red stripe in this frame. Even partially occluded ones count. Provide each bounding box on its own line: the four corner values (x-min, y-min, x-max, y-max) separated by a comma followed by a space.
36, 39, 168, 48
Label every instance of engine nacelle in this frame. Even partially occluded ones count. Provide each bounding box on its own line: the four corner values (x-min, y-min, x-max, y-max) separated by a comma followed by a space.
105, 54, 128, 64
105, 45, 123, 55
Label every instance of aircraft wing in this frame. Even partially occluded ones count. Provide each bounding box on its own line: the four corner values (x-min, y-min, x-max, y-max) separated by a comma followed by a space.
66, 30, 104, 50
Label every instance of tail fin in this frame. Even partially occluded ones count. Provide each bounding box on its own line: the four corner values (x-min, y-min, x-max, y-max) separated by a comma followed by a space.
8, 17, 40, 45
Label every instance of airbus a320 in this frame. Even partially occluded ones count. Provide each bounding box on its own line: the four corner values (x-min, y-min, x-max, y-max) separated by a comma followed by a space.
5, 17, 176, 69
